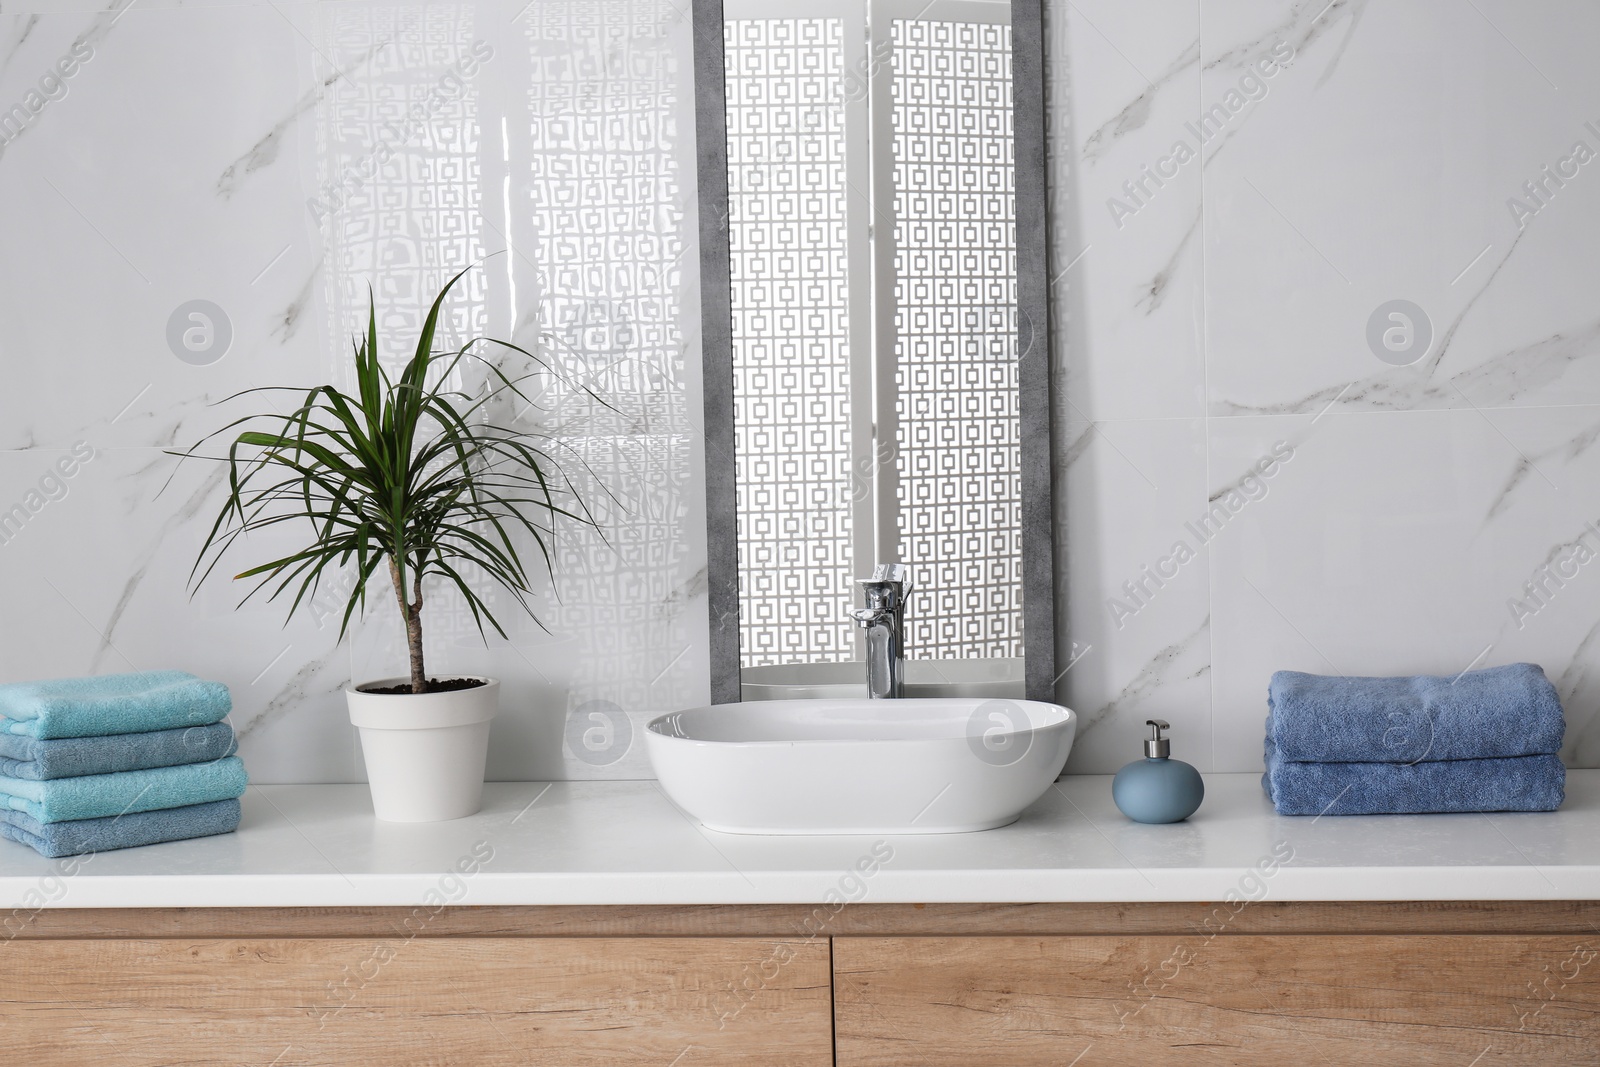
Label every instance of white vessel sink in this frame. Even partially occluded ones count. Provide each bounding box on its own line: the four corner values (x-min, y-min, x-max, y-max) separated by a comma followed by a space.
645, 697, 1075, 835
740, 657, 1024, 701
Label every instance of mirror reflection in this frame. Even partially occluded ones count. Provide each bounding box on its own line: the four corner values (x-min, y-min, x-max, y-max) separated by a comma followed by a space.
721, 0, 1024, 698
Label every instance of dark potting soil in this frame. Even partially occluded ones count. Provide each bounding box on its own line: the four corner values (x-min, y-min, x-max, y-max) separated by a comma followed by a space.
358, 678, 487, 695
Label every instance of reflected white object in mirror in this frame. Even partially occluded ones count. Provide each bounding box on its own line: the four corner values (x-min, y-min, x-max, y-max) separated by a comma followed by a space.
740, 657, 1024, 700
712, 0, 1037, 697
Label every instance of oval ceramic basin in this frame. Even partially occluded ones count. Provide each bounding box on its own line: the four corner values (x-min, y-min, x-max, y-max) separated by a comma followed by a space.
740, 658, 1024, 701
645, 697, 1076, 834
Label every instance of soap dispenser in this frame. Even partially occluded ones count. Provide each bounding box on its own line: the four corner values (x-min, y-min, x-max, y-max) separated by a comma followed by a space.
1112, 719, 1204, 824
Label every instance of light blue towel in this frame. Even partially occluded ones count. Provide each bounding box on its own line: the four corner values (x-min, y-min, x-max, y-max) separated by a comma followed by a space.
0, 722, 236, 780
0, 756, 247, 823
0, 670, 231, 740
0, 798, 242, 858
1266, 662, 1565, 763
1262, 739, 1565, 815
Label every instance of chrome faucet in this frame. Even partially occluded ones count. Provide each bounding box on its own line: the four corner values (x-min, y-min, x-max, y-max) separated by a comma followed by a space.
850, 564, 912, 699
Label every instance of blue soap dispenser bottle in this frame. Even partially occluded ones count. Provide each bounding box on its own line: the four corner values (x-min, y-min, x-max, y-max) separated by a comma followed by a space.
1112, 719, 1204, 824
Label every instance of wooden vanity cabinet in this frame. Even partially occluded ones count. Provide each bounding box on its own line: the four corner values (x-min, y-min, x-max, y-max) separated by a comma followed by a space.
4, 902, 1597, 1065
834, 933, 1600, 1065
3, 925, 833, 1066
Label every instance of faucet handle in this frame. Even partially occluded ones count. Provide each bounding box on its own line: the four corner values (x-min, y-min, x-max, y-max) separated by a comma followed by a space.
869, 563, 910, 586
857, 563, 913, 596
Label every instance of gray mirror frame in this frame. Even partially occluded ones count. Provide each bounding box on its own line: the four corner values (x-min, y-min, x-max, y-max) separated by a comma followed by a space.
693, 0, 1056, 704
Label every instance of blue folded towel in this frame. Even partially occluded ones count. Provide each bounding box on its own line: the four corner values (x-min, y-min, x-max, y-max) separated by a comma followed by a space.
1262, 740, 1565, 815
1266, 663, 1565, 763
0, 670, 231, 741
0, 722, 236, 780
0, 798, 242, 858
0, 756, 247, 823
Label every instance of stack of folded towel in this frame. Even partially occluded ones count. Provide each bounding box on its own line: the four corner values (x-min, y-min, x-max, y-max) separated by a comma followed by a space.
0, 670, 248, 857
1263, 662, 1566, 816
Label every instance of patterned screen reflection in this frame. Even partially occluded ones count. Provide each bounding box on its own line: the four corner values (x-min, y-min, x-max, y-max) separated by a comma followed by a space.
725, 18, 857, 667
316, 0, 703, 752
891, 19, 1020, 660
318, 4, 489, 374
726, 4, 1020, 669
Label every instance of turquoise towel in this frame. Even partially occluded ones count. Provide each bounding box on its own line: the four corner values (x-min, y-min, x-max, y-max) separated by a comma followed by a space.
0, 722, 237, 780
0, 670, 231, 740
0, 756, 247, 823
0, 798, 242, 858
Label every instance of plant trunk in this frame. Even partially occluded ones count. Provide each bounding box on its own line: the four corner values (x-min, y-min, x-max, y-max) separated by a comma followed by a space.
390, 558, 427, 693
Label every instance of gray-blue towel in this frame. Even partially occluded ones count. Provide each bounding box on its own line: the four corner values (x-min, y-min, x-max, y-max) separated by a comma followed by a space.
0, 798, 241, 858
0, 723, 236, 780
1262, 741, 1565, 815
1266, 662, 1565, 763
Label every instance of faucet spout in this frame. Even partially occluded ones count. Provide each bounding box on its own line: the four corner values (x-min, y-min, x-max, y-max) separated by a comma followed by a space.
850, 565, 912, 699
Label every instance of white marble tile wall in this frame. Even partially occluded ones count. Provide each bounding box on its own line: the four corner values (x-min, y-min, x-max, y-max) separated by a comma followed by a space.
6, 0, 1597, 784
1049, 0, 1600, 771
0, 0, 706, 783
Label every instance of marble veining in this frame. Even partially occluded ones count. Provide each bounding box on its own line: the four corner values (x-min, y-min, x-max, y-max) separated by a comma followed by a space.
1202, 0, 1366, 82
1210, 294, 1599, 420
238, 654, 346, 740
216, 61, 350, 200
1077, 37, 1198, 165
88, 461, 226, 673
1074, 616, 1210, 741
1134, 208, 1197, 316
1482, 414, 1600, 524
269, 262, 321, 345
66, 0, 133, 64
0, 16, 40, 76
1077, 0, 1364, 166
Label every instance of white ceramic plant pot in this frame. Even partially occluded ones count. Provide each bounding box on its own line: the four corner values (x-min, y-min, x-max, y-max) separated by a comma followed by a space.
346, 677, 499, 822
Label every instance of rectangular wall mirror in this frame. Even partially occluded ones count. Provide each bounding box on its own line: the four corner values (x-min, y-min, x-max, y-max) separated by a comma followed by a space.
694, 0, 1053, 703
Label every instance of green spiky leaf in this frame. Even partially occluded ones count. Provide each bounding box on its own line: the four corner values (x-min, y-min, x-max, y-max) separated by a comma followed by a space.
172, 264, 605, 694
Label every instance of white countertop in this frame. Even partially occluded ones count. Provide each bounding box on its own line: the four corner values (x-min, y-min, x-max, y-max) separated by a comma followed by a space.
4, 772, 1599, 908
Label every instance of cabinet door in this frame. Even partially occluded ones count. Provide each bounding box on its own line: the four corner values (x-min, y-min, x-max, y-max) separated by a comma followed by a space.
834, 934, 1600, 1065
1, 937, 832, 1066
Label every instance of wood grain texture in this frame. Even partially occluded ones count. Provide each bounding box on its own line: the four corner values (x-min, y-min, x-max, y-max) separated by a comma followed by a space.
0, 937, 832, 1067
13, 900, 1600, 940
834, 935, 1600, 1065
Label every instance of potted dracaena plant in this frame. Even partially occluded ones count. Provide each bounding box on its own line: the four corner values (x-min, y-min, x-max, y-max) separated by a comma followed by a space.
181, 266, 597, 822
